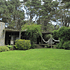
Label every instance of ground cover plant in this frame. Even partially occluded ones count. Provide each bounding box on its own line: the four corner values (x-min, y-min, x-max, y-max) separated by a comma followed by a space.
0, 48, 70, 70
0, 46, 9, 52
7, 45, 13, 50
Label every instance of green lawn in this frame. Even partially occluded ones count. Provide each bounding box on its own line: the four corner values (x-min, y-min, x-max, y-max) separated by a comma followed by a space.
0, 48, 70, 70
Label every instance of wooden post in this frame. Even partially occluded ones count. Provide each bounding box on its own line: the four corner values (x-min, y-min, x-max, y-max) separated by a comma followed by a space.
51, 39, 52, 48
51, 35, 52, 48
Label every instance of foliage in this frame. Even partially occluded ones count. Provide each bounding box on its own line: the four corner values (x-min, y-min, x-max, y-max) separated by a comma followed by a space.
53, 30, 59, 40
0, 46, 9, 52
53, 26, 70, 40
63, 41, 70, 50
58, 26, 70, 41
46, 23, 54, 32
31, 42, 36, 49
15, 39, 31, 50
56, 40, 70, 49
53, 26, 70, 49
45, 44, 49, 48
25, 0, 59, 31
0, 0, 24, 31
56, 42, 63, 49
22, 24, 42, 35
44, 34, 52, 40
25, 0, 41, 23
7, 45, 13, 50
56, 0, 70, 27
22, 24, 42, 44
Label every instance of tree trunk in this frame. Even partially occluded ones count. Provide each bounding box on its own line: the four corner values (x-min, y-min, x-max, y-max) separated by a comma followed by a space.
19, 30, 21, 39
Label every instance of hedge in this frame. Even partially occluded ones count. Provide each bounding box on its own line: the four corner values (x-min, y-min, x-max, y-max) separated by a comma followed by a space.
0, 46, 9, 52
15, 39, 31, 50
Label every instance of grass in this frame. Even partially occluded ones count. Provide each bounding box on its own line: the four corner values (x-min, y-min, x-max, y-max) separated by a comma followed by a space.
0, 48, 70, 70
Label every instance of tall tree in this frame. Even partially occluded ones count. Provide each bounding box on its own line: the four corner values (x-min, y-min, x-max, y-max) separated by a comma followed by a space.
38, 0, 58, 31
0, 0, 25, 39
0, 0, 24, 29
25, 0, 41, 23
54, 0, 70, 27
25, 0, 59, 32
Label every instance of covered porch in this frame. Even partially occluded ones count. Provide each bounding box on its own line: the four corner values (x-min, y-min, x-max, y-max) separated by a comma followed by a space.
4, 29, 27, 45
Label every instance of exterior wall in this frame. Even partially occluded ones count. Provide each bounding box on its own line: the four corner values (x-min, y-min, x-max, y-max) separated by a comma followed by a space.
0, 22, 5, 46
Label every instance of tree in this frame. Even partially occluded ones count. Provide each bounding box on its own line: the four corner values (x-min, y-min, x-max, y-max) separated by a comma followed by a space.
0, 0, 11, 23
22, 24, 42, 48
0, 0, 24, 29
25, 0, 59, 32
0, 0, 25, 39
25, 0, 41, 23
53, 0, 70, 27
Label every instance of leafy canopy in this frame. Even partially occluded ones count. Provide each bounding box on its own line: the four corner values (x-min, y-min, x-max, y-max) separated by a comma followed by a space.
22, 24, 42, 43
53, 26, 70, 41
22, 24, 42, 36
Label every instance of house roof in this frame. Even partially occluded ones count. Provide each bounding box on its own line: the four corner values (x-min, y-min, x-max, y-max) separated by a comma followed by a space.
42, 32, 52, 34
4, 29, 52, 34
3, 29, 26, 32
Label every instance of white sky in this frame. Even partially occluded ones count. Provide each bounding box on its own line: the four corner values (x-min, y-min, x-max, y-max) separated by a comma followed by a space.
6, 0, 23, 1
20, 0, 23, 1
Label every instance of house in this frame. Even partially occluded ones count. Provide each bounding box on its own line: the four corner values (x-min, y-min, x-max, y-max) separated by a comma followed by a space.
0, 22, 27, 46
0, 22, 59, 46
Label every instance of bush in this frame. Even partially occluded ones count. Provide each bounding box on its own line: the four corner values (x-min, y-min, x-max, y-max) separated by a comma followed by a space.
7, 45, 13, 50
58, 26, 70, 41
56, 43, 63, 49
31, 44, 35, 49
53, 27, 70, 50
53, 30, 59, 40
15, 39, 31, 50
53, 26, 70, 41
63, 41, 70, 50
0, 46, 9, 52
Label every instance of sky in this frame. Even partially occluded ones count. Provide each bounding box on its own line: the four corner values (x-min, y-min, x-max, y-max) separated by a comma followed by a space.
20, 0, 23, 1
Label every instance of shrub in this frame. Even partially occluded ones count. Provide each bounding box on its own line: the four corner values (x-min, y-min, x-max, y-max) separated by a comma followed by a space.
57, 26, 70, 41
7, 45, 13, 50
63, 41, 70, 50
53, 30, 59, 40
0, 46, 9, 52
31, 43, 36, 49
56, 43, 63, 49
53, 26, 70, 50
53, 26, 70, 41
55, 39, 64, 49
15, 39, 31, 50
